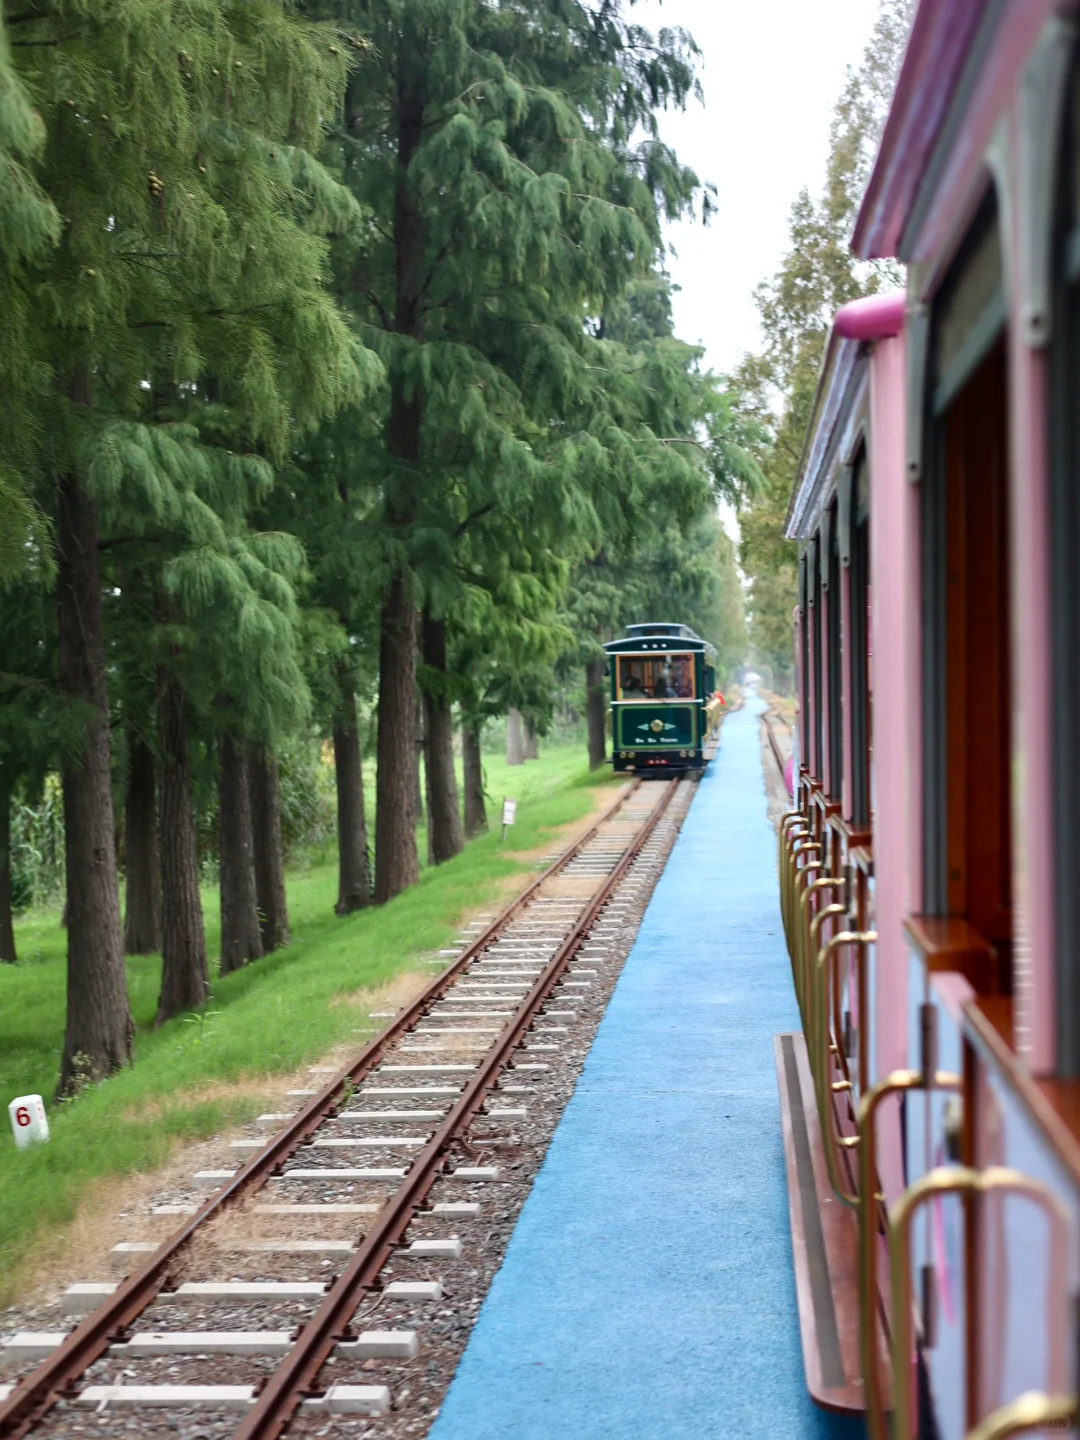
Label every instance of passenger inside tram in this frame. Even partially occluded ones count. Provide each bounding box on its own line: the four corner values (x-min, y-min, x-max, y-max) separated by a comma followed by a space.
617, 656, 694, 699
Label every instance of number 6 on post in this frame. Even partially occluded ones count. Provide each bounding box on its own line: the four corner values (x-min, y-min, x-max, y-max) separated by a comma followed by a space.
8, 1094, 49, 1149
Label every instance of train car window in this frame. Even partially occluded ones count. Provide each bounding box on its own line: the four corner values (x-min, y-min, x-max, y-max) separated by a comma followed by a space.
932, 209, 1005, 415
825, 503, 843, 801
849, 453, 872, 827
617, 655, 695, 700
923, 196, 1013, 984
1051, 59, 1080, 1073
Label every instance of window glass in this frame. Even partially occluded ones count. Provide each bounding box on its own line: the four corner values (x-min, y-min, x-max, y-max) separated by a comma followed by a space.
617, 654, 695, 699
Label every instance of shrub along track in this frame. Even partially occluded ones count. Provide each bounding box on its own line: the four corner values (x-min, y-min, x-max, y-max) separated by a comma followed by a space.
0, 773, 696, 1440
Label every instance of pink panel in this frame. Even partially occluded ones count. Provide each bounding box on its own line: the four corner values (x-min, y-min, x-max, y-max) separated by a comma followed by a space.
867, 334, 919, 1082
1003, 150, 1057, 1072
866, 332, 917, 1203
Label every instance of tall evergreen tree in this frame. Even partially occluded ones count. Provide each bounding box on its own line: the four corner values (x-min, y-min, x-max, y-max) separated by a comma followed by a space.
311, 0, 713, 896
5, 0, 378, 1085
732, 0, 912, 687
0, 4, 59, 582
566, 273, 760, 763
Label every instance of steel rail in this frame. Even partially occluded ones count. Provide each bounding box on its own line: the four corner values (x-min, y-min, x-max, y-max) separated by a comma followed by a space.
234, 776, 681, 1440
763, 709, 789, 779
0, 777, 651, 1440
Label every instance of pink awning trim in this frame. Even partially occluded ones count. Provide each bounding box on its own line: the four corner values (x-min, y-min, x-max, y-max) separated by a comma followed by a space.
833, 292, 906, 342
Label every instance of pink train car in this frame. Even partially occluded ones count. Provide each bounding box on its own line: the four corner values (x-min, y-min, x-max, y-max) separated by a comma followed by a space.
779, 3, 1080, 1437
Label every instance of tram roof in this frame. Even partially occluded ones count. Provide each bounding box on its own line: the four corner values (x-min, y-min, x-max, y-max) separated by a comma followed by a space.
604, 623, 715, 656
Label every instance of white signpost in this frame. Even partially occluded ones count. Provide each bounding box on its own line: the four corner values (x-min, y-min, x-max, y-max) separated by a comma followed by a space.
501, 798, 517, 842
8, 1094, 49, 1149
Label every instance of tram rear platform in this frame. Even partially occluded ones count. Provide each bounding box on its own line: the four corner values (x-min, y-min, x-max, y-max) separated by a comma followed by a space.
429, 693, 864, 1439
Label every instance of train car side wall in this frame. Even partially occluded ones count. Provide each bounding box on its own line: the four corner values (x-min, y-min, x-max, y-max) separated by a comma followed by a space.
1003, 150, 1058, 1073
867, 332, 917, 1202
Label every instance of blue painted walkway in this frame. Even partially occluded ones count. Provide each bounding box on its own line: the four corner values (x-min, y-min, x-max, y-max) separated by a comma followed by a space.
429, 694, 865, 1440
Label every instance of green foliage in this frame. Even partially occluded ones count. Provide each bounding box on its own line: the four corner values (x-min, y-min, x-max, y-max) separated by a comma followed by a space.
731, 0, 913, 688
0, 7, 60, 580
565, 271, 755, 680
9, 777, 65, 912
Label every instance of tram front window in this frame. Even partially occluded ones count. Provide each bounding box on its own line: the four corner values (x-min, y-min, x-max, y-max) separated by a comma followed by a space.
617, 656, 694, 699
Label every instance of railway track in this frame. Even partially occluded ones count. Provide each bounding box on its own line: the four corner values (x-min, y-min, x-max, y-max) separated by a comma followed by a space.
761, 708, 789, 780
0, 775, 694, 1440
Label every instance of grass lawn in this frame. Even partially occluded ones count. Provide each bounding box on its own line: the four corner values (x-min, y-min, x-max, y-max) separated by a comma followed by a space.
0, 743, 618, 1302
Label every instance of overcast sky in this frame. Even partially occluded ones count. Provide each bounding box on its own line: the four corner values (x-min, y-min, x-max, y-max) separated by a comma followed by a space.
629, 0, 881, 377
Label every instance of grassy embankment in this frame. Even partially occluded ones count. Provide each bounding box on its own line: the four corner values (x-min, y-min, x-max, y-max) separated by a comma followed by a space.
0, 744, 618, 1302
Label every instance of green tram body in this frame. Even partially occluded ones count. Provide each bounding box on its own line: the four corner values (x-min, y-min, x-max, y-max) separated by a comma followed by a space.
604, 622, 719, 775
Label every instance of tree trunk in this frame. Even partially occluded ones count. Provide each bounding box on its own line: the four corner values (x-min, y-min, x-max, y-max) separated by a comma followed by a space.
374, 574, 421, 903
55, 464, 134, 1095
586, 657, 607, 771
333, 686, 371, 914
250, 746, 290, 950
463, 725, 487, 839
506, 708, 525, 766
0, 774, 16, 963
155, 663, 208, 1023
123, 729, 162, 955
373, 71, 425, 906
413, 692, 425, 826
421, 614, 463, 865
524, 722, 539, 761
218, 730, 262, 974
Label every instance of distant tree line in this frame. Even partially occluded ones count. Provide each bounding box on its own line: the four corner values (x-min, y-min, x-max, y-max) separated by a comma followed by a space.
0, 0, 754, 1096
731, 0, 913, 691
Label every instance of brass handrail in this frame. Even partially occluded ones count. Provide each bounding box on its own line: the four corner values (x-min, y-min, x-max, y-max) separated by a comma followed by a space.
890, 1167, 1071, 1440
805, 899, 846, 1037
965, 1391, 1076, 1439
812, 931, 877, 1207
857, 1070, 960, 1440
799, 879, 844, 1008
780, 821, 810, 941
790, 854, 823, 982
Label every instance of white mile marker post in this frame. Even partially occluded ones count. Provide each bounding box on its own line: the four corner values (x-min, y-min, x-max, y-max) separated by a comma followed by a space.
500, 797, 517, 843
8, 1094, 49, 1149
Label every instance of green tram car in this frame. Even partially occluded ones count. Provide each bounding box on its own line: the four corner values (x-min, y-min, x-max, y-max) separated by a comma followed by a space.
604, 623, 722, 775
